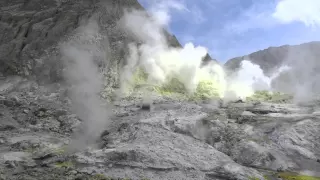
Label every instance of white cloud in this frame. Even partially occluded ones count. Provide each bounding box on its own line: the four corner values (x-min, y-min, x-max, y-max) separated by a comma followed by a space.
224, 0, 320, 34
223, 2, 276, 34
139, 0, 207, 25
148, 0, 188, 26
272, 0, 320, 27
225, 12, 273, 34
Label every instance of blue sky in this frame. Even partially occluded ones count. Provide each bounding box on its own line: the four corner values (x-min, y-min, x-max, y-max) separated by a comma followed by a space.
138, 0, 320, 62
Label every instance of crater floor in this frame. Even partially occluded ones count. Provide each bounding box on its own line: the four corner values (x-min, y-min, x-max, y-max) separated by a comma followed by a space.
0, 76, 319, 180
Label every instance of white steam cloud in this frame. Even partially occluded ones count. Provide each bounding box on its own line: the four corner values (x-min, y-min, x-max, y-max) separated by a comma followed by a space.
270, 44, 320, 103
60, 20, 111, 149
53, 0, 320, 152
272, 0, 320, 27
119, 2, 288, 100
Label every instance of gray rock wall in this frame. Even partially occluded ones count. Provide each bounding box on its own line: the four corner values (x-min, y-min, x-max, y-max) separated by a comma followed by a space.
0, 0, 185, 84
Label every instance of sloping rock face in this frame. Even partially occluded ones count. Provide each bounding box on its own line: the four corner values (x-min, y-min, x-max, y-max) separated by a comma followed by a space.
1, 77, 320, 179
0, 0, 186, 83
1, 0, 98, 78
224, 45, 290, 75
0, 0, 216, 83
0, 77, 262, 180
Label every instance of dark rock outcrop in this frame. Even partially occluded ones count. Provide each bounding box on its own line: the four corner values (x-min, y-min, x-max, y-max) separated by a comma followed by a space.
0, 0, 187, 83
0, 0, 216, 84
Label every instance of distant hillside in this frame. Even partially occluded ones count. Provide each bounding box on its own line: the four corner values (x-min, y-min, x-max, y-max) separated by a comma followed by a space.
224, 41, 320, 76
224, 41, 320, 96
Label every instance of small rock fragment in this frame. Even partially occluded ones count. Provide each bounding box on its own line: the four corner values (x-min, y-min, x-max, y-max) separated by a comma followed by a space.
69, 170, 78, 175
141, 103, 151, 111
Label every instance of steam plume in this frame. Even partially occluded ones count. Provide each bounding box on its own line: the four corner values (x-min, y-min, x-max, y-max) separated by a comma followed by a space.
119, 2, 287, 100
271, 44, 320, 103
60, 20, 111, 148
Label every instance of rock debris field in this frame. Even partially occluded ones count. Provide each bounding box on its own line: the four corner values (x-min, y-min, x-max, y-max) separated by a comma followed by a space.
0, 76, 319, 180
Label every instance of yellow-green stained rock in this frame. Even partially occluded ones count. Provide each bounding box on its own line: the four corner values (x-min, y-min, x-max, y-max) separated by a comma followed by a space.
277, 172, 320, 180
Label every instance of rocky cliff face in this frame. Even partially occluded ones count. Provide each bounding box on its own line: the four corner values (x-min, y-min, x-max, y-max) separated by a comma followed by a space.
0, 0, 184, 82
0, 0, 215, 83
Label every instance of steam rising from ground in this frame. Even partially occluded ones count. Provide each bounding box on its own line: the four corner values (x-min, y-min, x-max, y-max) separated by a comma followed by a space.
120, 6, 288, 100
55, 1, 319, 153
60, 20, 111, 149
271, 44, 320, 103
